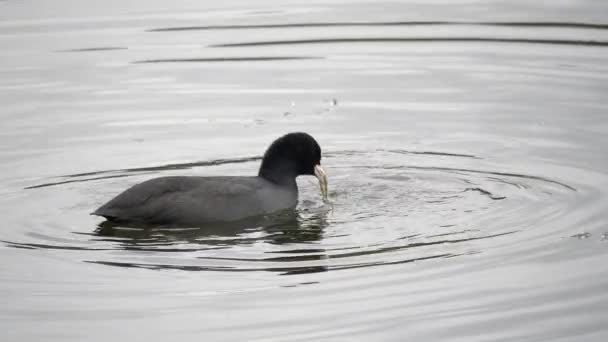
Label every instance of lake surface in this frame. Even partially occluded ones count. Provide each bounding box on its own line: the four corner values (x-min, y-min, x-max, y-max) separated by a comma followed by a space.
1, 0, 608, 341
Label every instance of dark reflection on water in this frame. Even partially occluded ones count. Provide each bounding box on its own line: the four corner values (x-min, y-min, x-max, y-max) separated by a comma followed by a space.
2, 207, 332, 275
84, 221, 490, 275
30, 208, 332, 275
93, 207, 326, 246
1, 193, 519, 276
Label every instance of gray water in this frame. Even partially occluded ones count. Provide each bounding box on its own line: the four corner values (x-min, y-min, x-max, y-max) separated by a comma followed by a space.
1, 0, 608, 341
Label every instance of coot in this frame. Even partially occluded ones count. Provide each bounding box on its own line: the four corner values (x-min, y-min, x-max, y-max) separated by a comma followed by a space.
92, 132, 328, 227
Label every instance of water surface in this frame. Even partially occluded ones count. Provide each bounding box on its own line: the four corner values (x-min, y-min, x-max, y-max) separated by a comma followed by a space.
1, 0, 608, 341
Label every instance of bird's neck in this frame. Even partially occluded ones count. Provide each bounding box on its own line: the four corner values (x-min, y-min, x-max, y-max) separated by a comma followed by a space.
258, 161, 298, 187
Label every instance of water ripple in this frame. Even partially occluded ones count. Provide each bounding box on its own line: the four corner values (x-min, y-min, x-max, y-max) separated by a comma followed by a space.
212, 37, 608, 48
148, 21, 608, 32
9, 149, 578, 277
132, 56, 323, 64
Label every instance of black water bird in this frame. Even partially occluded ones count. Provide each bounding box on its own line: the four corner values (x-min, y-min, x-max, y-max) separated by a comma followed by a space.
92, 132, 328, 227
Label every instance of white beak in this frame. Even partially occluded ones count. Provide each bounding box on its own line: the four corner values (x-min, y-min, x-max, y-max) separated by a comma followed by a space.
314, 165, 328, 200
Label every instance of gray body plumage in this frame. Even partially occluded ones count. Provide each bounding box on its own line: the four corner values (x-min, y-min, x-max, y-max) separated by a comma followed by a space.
93, 176, 297, 226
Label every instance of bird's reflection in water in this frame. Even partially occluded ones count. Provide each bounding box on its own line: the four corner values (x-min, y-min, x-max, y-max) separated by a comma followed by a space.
92, 206, 331, 275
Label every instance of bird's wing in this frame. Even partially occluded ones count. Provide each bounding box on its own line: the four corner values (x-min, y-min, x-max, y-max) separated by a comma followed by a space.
92, 177, 194, 219
92, 176, 262, 224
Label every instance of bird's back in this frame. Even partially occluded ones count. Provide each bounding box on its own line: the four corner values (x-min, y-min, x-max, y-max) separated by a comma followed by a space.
93, 176, 297, 226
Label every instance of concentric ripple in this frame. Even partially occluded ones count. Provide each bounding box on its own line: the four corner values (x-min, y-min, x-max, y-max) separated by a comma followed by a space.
3, 149, 578, 275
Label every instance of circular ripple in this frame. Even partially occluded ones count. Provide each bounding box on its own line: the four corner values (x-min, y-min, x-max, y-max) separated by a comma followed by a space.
1, 150, 579, 276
